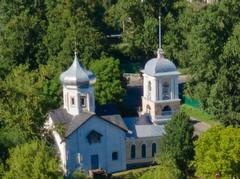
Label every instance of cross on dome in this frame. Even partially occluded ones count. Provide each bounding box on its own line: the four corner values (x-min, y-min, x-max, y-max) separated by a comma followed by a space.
157, 16, 164, 59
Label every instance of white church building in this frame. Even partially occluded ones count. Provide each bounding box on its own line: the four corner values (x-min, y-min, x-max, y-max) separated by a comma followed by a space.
46, 46, 180, 175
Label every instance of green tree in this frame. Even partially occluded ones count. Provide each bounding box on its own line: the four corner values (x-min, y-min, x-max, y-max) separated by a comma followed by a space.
90, 57, 126, 104
193, 125, 240, 178
105, 0, 187, 60
185, 0, 240, 115
163, 2, 196, 66
0, 65, 45, 140
44, 0, 105, 68
0, 62, 61, 152
140, 154, 183, 179
160, 111, 194, 175
0, 0, 47, 77
4, 140, 62, 179
0, 159, 4, 178
207, 23, 240, 125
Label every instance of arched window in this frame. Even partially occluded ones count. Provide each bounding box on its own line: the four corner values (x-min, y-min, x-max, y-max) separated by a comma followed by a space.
161, 105, 172, 116
141, 144, 146, 158
152, 143, 156, 157
162, 81, 170, 100
147, 81, 151, 98
146, 105, 151, 114
131, 145, 136, 159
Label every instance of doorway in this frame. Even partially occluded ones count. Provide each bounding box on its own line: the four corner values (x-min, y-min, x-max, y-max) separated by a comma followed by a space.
91, 154, 99, 169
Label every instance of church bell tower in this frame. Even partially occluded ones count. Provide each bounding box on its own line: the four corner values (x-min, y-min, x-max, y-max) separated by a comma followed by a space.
141, 16, 181, 124
60, 52, 96, 116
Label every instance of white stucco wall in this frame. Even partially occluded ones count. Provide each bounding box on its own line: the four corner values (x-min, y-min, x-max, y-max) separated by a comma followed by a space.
65, 116, 126, 174
143, 74, 157, 101
52, 130, 67, 172
45, 117, 67, 173
63, 85, 95, 115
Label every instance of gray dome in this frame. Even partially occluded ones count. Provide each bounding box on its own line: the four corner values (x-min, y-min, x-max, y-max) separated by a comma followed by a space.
60, 54, 90, 88
144, 51, 177, 76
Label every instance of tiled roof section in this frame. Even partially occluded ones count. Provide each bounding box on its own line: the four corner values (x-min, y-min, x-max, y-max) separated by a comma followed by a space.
101, 115, 128, 132
123, 116, 165, 138
135, 125, 165, 138
49, 107, 128, 139
49, 107, 72, 130
66, 112, 95, 137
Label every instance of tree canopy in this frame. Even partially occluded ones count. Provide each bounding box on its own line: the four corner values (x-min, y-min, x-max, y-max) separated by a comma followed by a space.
160, 111, 194, 176
140, 154, 183, 179
90, 57, 126, 104
3, 140, 62, 179
184, 0, 240, 125
193, 125, 240, 178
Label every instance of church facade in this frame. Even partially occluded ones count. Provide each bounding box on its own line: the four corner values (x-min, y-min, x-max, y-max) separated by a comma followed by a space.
46, 48, 180, 175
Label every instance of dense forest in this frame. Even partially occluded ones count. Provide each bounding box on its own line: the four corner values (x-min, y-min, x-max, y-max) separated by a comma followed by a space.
0, 0, 239, 178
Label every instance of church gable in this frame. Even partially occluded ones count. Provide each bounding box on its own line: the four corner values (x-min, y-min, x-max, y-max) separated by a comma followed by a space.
49, 107, 128, 140
79, 115, 128, 135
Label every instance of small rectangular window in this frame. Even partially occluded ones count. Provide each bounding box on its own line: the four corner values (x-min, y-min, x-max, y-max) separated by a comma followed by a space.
81, 96, 86, 107
112, 152, 118, 160
71, 97, 75, 105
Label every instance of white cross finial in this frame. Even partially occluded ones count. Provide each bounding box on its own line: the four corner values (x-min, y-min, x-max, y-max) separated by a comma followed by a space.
74, 38, 78, 60
157, 15, 164, 59
159, 16, 161, 50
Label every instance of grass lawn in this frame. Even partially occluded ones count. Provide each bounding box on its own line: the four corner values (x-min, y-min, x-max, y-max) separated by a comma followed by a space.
181, 104, 219, 126
111, 166, 158, 179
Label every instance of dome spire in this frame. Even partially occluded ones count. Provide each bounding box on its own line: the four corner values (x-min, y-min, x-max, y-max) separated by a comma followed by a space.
157, 15, 164, 59
74, 50, 78, 61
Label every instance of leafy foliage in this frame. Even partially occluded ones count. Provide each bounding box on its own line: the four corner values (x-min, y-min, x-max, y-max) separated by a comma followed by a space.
44, 0, 106, 68
3, 140, 62, 179
90, 57, 126, 104
0, 62, 61, 166
0, 0, 47, 77
106, 0, 187, 60
140, 154, 183, 179
193, 125, 240, 178
207, 23, 240, 125
185, 0, 240, 125
160, 112, 194, 175
0, 65, 46, 141
72, 169, 89, 179
0, 63, 61, 142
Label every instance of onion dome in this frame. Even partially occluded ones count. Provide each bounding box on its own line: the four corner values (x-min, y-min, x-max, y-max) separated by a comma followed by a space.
60, 52, 90, 88
143, 48, 177, 76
